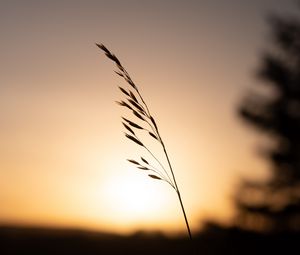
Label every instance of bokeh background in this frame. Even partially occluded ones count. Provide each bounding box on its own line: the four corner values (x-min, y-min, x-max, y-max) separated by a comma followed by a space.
1, 1, 299, 253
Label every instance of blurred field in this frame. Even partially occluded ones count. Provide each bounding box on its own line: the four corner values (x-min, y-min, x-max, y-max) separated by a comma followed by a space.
1, 224, 299, 255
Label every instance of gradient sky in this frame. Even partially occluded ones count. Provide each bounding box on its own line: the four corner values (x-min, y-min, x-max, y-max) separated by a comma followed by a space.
0, 0, 297, 235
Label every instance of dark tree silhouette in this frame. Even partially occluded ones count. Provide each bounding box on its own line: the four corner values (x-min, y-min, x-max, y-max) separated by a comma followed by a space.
235, 8, 300, 232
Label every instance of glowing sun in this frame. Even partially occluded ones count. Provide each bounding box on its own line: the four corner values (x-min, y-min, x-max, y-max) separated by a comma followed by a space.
102, 170, 169, 221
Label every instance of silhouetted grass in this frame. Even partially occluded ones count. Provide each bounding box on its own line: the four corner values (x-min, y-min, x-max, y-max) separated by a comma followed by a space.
96, 43, 192, 240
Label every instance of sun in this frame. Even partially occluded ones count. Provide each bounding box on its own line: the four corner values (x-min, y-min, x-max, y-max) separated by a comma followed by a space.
101, 170, 169, 222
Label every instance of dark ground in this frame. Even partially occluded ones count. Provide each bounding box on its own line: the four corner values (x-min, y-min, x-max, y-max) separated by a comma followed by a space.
0, 224, 299, 254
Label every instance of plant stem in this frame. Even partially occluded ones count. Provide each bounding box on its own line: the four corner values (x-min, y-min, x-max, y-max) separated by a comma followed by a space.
161, 140, 193, 240
130, 69, 192, 239
176, 190, 193, 240
135, 79, 193, 240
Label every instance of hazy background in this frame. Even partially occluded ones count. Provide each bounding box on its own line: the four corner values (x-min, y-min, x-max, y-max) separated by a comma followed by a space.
0, 0, 296, 235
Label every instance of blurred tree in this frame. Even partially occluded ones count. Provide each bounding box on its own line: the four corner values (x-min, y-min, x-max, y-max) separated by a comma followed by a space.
235, 8, 300, 232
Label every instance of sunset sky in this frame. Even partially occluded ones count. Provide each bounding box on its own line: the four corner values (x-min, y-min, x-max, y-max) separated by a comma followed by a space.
0, 0, 297, 235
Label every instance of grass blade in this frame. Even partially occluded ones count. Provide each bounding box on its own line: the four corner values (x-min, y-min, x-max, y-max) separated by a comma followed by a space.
141, 157, 149, 164
130, 91, 138, 103
127, 159, 140, 165
122, 117, 143, 130
128, 99, 144, 113
149, 132, 158, 140
119, 86, 130, 96
138, 166, 149, 170
133, 110, 145, 121
148, 174, 161, 180
125, 133, 144, 146
122, 122, 135, 136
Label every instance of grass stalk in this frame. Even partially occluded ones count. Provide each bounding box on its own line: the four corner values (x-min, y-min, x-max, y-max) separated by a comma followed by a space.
163, 143, 193, 240
96, 43, 192, 240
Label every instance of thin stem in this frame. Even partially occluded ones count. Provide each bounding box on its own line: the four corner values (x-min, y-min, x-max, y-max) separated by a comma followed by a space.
136, 88, 151, 118
177, 190, 193, 240
138, 84, 193, 239
144, 118, 160, 138
133, 74, 193, 239
164, 145, 192, 239
157, 131, 193, 240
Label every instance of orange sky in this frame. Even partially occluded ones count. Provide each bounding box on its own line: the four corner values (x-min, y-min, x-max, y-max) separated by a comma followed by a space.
0, 0, 296, 235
